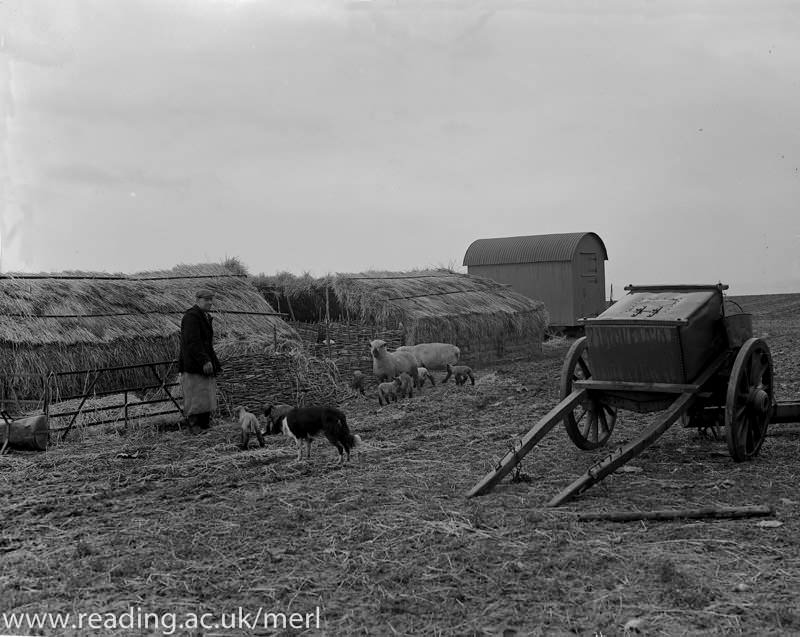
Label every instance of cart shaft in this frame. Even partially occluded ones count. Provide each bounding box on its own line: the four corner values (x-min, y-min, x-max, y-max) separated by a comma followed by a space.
466, 388, 587, 498
547, 392, 696, 507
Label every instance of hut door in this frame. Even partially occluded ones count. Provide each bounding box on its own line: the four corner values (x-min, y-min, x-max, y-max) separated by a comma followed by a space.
578, 252, 600, 318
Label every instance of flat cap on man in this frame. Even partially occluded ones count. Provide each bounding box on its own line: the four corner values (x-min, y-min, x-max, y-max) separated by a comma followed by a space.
195, 288, 215, 300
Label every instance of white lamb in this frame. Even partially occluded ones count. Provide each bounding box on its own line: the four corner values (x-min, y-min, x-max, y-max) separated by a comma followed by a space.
415, 366, 435, 389
396, 343, 460, 371
370, 339, 420, 385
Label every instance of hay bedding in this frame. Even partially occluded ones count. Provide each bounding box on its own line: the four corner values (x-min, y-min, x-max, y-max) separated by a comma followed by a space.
2, 301, 800, 635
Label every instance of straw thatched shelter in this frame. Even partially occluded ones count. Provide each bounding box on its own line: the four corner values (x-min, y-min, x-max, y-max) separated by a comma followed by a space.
0, 263, 300, 407
255, 269, 549, 373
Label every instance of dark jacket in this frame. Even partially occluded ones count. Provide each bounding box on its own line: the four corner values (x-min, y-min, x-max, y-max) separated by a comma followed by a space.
178, 305, 222, 375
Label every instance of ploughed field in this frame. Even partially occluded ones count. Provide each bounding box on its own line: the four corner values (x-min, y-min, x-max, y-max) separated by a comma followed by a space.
2, 294, 800, 636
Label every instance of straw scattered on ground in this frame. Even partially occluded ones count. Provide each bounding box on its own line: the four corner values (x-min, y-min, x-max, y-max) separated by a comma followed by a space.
2, 295, 800, 636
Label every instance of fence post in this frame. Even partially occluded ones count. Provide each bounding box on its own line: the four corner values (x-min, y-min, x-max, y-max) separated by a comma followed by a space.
42, 374, 49, 417
10, 385, 20, 414
124, 390, 129, 431
325, 284, 331, 359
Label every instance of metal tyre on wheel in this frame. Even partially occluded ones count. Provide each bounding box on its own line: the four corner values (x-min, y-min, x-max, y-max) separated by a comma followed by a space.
560, 336, 618, 450
726, 337, 773, 462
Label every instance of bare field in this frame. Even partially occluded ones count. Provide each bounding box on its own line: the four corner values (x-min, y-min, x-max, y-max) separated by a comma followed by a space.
2, 294, 800, 636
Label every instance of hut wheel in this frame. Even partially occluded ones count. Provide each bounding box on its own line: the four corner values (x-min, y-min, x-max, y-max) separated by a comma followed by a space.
726, 337, 773, 462
560, 336, 617, 450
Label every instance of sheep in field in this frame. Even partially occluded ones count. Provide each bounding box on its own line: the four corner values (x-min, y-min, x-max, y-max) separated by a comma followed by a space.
370, 339, 419, 385
350, 370, 366, 396
443, 363, 475, 386
377, 381, 398, 406
396, 343, 460, 371
236, 406, 265, 450
394, 372, 414, 399
415, 366, 435, 389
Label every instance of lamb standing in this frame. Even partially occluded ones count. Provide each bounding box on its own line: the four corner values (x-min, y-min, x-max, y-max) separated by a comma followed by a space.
236, 406, 265, 450
377, 381, 398, 406
415, 366, 435, 389
443, 363, 475, 386
394, 372, 414, 399
350, 370, 367, 396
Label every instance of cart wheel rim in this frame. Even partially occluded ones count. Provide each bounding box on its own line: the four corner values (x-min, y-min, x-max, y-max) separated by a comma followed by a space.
560, 337, 617, 450
726, 337, 773, 462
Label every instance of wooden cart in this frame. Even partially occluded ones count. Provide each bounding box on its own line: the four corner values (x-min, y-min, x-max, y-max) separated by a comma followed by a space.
468, 284, 800, 506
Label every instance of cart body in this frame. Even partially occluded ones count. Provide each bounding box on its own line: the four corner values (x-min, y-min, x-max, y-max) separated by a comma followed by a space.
585, 285, 728, 385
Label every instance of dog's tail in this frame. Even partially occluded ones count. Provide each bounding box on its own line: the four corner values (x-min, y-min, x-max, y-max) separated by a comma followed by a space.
332, 410, 363, 450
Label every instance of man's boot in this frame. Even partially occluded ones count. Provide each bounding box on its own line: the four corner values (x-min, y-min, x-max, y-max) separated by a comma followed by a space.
185, 414, 201, 435
196, 412, 211, 432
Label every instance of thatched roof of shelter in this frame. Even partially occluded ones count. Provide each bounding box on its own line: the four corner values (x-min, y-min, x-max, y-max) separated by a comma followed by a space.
0, 263, 299, 394
259, 269, 549, 345
332, 270, 548, 344
251, 271, 338, 322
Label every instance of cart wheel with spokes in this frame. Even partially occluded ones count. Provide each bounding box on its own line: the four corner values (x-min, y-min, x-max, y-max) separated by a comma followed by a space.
726, 337, 773, 462
560, 336, 618, 450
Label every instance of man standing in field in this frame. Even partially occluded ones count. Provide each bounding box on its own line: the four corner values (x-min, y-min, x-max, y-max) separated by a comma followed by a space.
179, 289, 222, 433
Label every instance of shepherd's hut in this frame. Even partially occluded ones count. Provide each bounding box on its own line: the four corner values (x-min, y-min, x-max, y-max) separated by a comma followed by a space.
463, 232, 608, 329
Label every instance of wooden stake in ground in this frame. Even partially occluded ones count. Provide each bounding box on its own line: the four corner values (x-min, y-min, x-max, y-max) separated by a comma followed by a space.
325, 284, 331, 360
285, 295, 296, 322
576, 505, 775, 522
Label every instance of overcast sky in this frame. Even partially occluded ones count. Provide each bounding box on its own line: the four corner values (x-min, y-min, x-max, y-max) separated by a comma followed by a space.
1, 0, 798, 295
